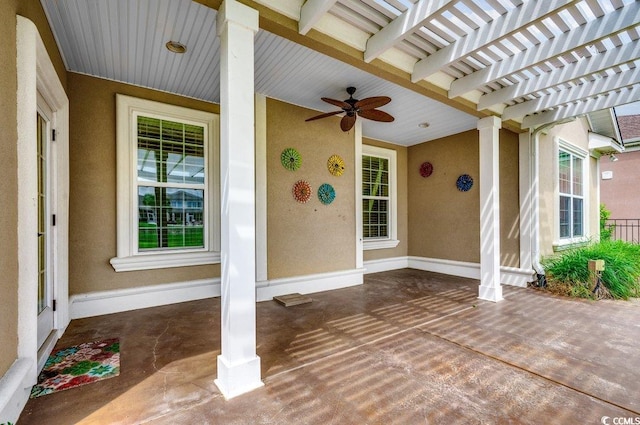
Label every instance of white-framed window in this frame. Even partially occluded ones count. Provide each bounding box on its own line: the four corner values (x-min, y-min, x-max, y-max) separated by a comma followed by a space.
554, 138, 589, 248
111, 95, 220, 271
362, 145, 399, 250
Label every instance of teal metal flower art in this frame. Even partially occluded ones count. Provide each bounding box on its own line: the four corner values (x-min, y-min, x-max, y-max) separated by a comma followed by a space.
317, 183, 336, 205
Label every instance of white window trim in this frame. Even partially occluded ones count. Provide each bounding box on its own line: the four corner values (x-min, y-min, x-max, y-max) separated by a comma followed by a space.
553, 137, 590, 249
362, 145, 399, 250
111, 94, 220, 271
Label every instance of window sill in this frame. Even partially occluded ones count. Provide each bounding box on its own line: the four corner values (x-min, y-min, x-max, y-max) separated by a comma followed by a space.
552, 237, 590, 252
110, 251, 221, 272
363, 239, 400, 250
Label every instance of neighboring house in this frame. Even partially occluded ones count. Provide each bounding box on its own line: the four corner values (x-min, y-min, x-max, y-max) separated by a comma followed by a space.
1, 0, 638, 422
600, 114, 640, 223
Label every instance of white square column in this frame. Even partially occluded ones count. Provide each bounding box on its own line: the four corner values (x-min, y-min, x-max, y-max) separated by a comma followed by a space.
478, 116, 504, 302
215, 0, 263, 399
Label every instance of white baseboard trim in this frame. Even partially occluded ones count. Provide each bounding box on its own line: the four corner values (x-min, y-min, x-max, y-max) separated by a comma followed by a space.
0, 358, 34, 425
408, 256, 535, 287
256, 268, 364, 302
69, 278, 221, 319
363, 257, 410, 274
408, 256, 479, 279
500, 266, 536, 288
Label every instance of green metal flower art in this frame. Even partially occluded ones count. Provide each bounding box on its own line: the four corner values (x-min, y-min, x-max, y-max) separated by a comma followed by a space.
281, 147, 302, 171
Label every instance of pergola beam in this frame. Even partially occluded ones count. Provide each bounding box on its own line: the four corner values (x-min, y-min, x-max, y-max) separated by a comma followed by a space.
449, 1, 640, 99
364, 0, 452, 63
521, 83, 640, 129
503, 67, 640, 121
478, 39, 640, 110
299, 0, 338, 35
411, 0, 577, 83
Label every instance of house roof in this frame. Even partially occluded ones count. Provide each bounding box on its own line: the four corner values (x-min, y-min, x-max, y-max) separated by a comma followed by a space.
617, 114, 640, 144
41, 0, 640, 145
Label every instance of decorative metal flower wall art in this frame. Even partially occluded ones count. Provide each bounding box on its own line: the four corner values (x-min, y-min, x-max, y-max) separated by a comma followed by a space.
281, 147, 302, 171
292, 180, 312, 203
456, 174, 474, 192
419, 161, 433, 178
327, 154, 345, 176
317, 183, 336, 205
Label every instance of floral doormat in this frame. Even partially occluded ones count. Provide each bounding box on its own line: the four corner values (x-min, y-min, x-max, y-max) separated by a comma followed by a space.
30, 338, 120, 398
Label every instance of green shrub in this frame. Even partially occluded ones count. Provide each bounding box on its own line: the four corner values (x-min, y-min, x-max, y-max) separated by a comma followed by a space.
543, 240, 640, 299
600, 204, 615, 241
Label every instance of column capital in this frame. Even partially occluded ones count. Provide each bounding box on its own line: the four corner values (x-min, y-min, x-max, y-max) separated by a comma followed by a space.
217, 0, 259, 36
477, 115, 502, 131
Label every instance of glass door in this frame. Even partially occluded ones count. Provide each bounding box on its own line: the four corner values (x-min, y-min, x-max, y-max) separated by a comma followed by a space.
37, 108, 54, 349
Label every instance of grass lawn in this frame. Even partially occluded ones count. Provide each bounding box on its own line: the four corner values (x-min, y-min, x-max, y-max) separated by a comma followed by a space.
139, 222, 204, 249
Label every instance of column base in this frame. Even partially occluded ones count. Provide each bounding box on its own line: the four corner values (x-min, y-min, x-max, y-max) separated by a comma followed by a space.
478, 284, 504, 302
215, 354, 263, 399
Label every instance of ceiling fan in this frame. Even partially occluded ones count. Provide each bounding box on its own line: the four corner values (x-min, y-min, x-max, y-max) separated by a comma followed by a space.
305, 87, 394, 132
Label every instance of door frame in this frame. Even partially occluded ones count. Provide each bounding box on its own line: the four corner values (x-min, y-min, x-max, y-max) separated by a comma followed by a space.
16, 16, 70, 376
35, 97, 57, 369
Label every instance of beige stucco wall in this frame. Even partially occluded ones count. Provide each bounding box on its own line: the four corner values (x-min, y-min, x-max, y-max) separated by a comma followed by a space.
499, 129, 521, 267
362, 138, 409, 261
0, 0, 67, 379
538, 118, 598, 256
408, 131, 480, 262
266, 98, 356, 279
67, 73, 220, 295
408, 129, 520, 267
0, 0, 20, 378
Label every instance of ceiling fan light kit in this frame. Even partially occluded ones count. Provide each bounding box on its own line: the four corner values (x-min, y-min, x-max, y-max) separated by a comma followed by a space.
306, 87, 394, 132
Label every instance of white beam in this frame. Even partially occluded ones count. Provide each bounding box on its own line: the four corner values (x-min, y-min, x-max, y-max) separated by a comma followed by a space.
215, 0, 263, 400
503, 67, 640, 121
364, 0, 452, 63
521, 83, 640, 129
449, 2, 640, 98
478, 39, 640, 110
412, 0, 577, 83
478, 116, 503, 302
299, 0, 338, 35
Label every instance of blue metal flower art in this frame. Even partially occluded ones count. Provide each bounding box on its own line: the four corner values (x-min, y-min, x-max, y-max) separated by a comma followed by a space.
456, 174, 473, 192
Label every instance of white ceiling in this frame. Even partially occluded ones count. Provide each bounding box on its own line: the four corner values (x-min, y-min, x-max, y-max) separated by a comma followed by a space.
41, 0, 477, 146
41, 0, 640, 144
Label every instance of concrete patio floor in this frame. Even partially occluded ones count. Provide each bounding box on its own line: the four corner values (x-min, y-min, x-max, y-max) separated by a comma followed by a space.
19, 269, 640, 424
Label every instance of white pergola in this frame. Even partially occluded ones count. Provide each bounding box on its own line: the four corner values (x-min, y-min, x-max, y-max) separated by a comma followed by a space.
291, 0, 640, 127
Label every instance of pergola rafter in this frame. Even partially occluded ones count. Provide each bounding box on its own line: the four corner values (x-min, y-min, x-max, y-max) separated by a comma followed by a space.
477, 38, 640, 110
364, 0, 454, 63
448, 2, 640, 98
502, 65, 640, 121
299, 0, 339, 35
522, 83, 640, 129
411, 0, 579, 83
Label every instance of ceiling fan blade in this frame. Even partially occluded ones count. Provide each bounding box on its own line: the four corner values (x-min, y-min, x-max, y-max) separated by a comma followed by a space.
322, 97, 351, 109
355, 96, 391, 110
358, 109, 395, 122
305, 110, 344, 122
340, 114, 357, 132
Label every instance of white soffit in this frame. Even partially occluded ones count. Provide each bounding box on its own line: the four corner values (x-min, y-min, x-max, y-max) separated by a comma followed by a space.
254, 31, 477, 145
41, 0, 477, 146
41, 0, 640, 135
